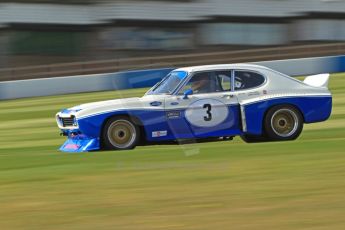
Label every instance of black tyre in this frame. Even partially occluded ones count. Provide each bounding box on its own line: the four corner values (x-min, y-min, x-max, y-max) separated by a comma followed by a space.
102, 116, 140, 150
240, 134, 268, 143
264, 105, 303, 141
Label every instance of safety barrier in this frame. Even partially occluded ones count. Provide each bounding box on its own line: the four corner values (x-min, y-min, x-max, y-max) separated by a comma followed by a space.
0, 68, 173, 100
0, 55, 344, 100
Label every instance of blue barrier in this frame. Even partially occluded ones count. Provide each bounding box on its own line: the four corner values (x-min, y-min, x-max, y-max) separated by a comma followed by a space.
113, 68, 174, 89
336, 55, 345, 73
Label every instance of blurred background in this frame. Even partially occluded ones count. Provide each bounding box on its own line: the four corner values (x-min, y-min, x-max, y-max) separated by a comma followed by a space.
0, 0, 345, 79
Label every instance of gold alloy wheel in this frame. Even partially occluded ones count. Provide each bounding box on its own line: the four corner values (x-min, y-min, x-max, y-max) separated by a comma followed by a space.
270, 108, 299, 137
107, 120, 137, 149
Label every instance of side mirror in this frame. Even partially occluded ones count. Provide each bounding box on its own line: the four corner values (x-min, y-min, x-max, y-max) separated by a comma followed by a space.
183, 89, 193, 99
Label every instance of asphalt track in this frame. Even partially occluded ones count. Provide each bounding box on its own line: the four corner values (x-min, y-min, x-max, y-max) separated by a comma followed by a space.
0, 73, 344, 229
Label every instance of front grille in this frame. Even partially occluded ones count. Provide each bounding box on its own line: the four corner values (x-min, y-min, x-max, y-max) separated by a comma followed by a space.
60, 116, 76, 127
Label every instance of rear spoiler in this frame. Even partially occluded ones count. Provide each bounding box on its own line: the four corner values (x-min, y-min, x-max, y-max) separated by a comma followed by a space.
303, 73, 330, 88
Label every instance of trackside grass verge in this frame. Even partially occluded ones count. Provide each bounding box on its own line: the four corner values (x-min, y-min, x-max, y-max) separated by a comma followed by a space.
0, 74, 344, 230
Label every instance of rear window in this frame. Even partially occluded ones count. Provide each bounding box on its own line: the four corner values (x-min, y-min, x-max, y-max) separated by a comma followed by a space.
234, 71, 265, 90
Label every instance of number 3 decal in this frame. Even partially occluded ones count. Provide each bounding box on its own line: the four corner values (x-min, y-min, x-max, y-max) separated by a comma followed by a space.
203, 104, 212, 121
185, 99, 228, 127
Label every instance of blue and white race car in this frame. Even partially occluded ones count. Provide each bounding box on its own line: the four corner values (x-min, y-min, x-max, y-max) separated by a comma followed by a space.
56, 64, 332, 152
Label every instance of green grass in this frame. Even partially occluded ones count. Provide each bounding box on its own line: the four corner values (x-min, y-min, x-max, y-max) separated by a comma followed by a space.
0, 74, 345, 230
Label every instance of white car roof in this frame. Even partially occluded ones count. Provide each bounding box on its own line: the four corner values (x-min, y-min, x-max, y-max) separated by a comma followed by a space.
175, 63, 273, 73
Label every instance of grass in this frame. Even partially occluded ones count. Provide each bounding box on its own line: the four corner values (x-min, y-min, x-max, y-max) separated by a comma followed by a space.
0, 74, 345, 230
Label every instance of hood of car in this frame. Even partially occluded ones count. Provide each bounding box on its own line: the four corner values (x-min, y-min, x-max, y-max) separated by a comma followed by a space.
58, 95, 168, 119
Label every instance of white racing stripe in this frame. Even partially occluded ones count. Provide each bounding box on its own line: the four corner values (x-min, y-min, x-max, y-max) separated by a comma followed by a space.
241, 93, 331, 105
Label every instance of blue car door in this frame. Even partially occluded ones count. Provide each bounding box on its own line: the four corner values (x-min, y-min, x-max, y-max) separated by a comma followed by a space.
164, 70, 242, 139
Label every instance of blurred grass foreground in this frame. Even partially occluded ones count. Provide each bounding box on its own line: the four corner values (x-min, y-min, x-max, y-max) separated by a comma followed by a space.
0, 73, 344, 229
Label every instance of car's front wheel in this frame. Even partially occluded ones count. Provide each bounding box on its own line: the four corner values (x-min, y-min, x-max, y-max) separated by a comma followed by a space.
102, 116, 140, 150
264, 105, 303, 141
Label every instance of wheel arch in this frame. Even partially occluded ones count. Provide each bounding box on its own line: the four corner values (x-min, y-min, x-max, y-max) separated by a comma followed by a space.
100, 113, 147, 146
263, 103, 304, 140
242, 100, 306, 136
262, 103, 305, 129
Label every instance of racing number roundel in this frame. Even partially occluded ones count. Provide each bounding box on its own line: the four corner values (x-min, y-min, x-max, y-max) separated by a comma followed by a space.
185, 99, 228, 127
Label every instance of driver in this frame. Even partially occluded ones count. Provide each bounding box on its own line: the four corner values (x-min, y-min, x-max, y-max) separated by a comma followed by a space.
191, 74, 211, 93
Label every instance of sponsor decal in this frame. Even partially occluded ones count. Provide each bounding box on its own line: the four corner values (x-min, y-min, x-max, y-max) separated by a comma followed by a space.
166, 111, 181, 119
65, 144, 80, 150
152, 130, 168, 137
150, 101, 162, 106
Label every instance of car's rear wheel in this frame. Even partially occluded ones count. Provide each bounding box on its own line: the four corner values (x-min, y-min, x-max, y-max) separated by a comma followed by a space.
240, 134, 268, 143
102, 116, 140, 150
264, 105, 303, 141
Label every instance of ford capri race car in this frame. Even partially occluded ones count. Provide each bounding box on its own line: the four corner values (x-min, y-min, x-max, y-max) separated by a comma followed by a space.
56, 64, 332, 152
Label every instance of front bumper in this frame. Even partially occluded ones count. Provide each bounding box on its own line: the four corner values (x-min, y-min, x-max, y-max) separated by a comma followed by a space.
60, 133, 100, 152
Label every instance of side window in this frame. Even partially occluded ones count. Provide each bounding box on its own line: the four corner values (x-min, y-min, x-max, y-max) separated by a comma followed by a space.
234, 71, 265, 90
215, 71, 231, 91
179, 71, 223, 94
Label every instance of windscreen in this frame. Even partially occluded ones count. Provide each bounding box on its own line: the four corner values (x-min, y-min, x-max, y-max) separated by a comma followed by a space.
146, 71, 188, 95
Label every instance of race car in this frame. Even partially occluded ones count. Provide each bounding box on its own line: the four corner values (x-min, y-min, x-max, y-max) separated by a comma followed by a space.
56, 64, 332, 152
